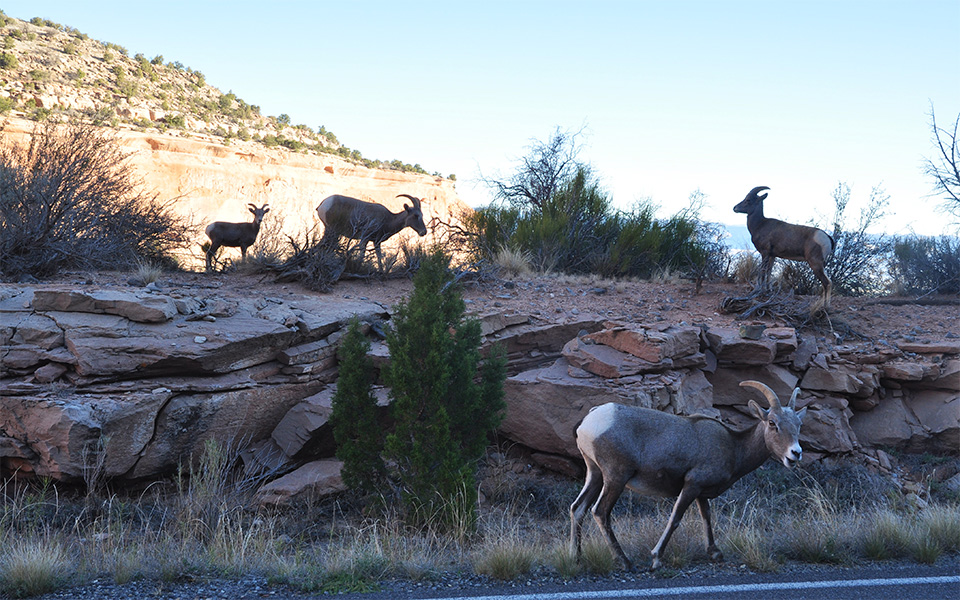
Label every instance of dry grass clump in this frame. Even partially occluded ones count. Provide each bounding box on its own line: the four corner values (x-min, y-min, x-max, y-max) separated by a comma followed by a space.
494, 246, 534, 277
0, 540, 73, 598
858, 507, 911, 559
471, 503, 540, 580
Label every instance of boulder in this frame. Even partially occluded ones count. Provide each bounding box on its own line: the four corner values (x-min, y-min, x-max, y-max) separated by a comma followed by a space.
801, 361, 864, 395
849, 395, 923, 450
704, 327, 777, 366
562, 336, 670, 378
800, 395, 858, 454
706, 364, 798, 406
256, 459, 346, 506
499, 358, 712, 458
271, 385, 390, 460
583, 323, 701, 362
908, 390, 960, 452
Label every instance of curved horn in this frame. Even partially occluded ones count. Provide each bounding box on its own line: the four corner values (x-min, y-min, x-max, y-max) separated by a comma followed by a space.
247, 203, 257, 210
788, 387, 800, 410
396, 193, 421, 209
748, 186, 770, 201
739, 380, 781, 410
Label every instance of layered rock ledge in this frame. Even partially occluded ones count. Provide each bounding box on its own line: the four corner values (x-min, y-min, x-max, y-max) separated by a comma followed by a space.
1, 283, 957, 504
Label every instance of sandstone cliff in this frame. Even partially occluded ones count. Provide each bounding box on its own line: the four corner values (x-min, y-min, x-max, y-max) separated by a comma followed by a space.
1, 117, 472, 269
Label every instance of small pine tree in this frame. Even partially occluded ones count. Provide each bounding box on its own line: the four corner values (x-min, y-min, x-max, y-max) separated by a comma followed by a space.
329, 317, 385, 498
383, 249, 507, 530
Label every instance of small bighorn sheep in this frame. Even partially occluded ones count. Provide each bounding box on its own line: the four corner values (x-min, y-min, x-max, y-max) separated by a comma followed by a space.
570, 381, 806, 570
204, 203, 270, 271
315, 193, 428, 272
734, 186, 836, 309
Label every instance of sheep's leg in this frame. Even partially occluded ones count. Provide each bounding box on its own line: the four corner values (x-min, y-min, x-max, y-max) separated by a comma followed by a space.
206, 242, 221, 271
569, 458, 603, 562
650, 487, 698, 569
590, 476, 632, 570
810, 264, 832, 310
240, 245, 248, 261
757, 256, 774, 291
696, 497, 722, 561
373, 242, 385, 273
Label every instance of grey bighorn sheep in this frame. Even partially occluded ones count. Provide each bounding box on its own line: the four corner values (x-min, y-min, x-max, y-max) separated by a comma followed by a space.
734, 186, 836, 309
316, 194, 428, 272
204, 203, 270, 271
569, 381, 806, 570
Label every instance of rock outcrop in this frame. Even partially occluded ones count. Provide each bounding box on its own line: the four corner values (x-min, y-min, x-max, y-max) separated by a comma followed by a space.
1, 283, 957, 505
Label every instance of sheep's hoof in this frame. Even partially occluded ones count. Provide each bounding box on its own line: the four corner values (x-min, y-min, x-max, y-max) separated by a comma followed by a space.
650, 556, 661, 570
710, 549, 724, 562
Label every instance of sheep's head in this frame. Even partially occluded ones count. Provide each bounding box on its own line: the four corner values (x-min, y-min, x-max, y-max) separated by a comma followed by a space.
733, 186, 770, 214
397, 194, 428, 236
247, 203, 270, 223
741, 380, 806, 468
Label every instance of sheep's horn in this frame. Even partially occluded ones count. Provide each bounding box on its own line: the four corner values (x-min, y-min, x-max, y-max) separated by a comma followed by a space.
247, 203, 257, 209
788, 387, 800, 410
740, 380, 781, 410
748, 186, 770, 200
396, 193, 421, 208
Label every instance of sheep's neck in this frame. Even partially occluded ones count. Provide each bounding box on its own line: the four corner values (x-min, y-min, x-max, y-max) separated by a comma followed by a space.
745, 207, 767, 233
732, 422, 771, 479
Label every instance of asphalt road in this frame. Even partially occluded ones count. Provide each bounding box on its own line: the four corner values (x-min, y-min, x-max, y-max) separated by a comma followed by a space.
340, 562, 959, 600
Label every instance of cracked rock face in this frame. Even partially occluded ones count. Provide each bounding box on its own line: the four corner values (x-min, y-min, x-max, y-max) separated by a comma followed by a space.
1, 286, 387, 481
1, 285, 957, 502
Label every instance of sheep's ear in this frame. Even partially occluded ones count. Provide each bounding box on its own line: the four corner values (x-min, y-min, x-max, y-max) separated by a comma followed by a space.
795, 406, 807, 422
748, 399, 768, 421
403, 204, 412, 211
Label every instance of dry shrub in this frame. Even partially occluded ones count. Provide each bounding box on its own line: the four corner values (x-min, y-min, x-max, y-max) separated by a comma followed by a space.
731, 251, 760, 284
0, 120, 193, 279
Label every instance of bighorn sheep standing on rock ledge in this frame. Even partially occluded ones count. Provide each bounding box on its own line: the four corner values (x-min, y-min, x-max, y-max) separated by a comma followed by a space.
316, 194, 428, 272
205, 203, 270, 271
734, 186, 835, 309
570, 381, 806, 570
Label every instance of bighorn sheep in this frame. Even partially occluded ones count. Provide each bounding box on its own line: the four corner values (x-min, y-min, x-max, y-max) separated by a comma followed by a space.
316, 194, 427, 271
204, 203, 270, 271
570, 381, 806, 570
734, 186, 835, 309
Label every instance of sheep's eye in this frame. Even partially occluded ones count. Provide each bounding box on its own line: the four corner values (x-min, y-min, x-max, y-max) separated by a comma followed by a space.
768, 420, 780, 431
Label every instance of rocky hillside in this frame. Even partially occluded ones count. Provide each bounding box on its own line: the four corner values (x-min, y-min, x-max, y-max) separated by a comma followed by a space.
0, 13, 470, 267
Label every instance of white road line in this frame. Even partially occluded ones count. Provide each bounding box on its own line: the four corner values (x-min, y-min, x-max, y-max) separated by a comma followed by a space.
414, 575, 960, 600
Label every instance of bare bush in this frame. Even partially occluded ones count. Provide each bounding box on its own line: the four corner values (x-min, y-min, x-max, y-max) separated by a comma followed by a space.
923, 106, 959, 226
784, 183, 890, 297
271, 231, 345, 292
0, 120, 192, 279
889, 234, 960, 295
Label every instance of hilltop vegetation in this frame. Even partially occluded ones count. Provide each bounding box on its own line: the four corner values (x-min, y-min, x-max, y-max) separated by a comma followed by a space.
0, 11, 444, 177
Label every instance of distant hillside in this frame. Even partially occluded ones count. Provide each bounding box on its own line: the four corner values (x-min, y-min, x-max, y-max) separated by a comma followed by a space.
0, 11, 445, 178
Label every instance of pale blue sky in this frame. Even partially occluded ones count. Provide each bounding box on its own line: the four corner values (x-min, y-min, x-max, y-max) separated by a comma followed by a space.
4, 1, 958, 235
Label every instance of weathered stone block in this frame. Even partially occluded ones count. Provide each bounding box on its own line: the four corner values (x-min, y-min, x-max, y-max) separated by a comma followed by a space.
33, 289, 178, 323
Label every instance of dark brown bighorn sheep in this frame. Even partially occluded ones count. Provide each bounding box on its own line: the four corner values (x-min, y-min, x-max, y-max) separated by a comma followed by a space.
315, 193, 428, 272
204, 203, 270, 271
734, 186, 836, 309
570, 381, 806, 571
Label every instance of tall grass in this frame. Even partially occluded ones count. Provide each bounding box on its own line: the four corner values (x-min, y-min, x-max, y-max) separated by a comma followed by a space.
0, 457, 957, 595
